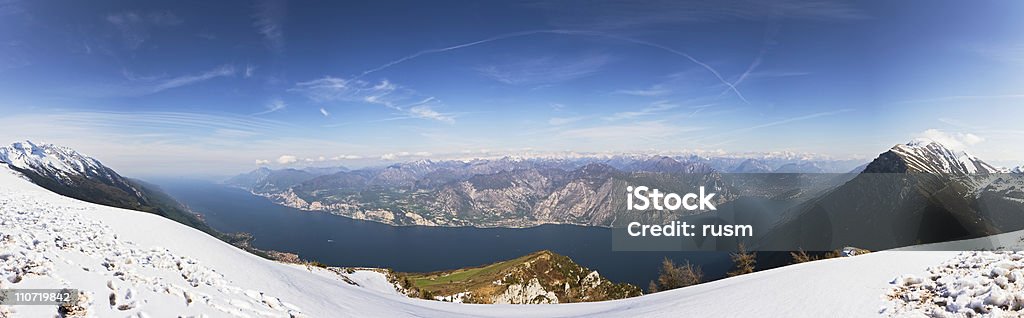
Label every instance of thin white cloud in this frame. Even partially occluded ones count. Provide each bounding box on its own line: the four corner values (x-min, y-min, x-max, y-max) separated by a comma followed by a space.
255, 159, 270, 165
292, 76, 454, 123
276, 155, 297, 164
302, 156, 328, 163
914, 129, 984, 151
380, 151, 432, 161
152, 65, 235, 92
90, 64, 236, 97
252, 99, 287, 116
244, 64, 257, 78
604, 101, 679, 121
330, 154, 362, 160
614, 84, 671, 97
253, 0, 287, 53
408, 105, 454, 123
291, 77, 399, 107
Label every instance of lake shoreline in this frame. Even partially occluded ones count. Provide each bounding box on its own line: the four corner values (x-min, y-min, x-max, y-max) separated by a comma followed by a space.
156, 178, 734, 288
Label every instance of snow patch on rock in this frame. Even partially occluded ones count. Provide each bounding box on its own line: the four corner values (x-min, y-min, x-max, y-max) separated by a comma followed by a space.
887, 251, 1024, 317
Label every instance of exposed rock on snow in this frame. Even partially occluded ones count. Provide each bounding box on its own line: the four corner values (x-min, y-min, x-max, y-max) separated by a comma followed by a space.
493, 278, 559, 304
886, 251, 1024, 317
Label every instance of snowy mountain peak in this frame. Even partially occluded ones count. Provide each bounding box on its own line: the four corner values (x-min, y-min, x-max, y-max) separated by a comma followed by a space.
864, 139, 999, 174
0, 140, 140, 197
905, 138, 938, 148
1012, 166, 1023, 174
0, 140, 107, 180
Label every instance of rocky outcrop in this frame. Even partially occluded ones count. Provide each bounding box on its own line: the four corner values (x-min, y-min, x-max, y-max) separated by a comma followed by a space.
393, 250, 641, 304
493, 278, 559, 304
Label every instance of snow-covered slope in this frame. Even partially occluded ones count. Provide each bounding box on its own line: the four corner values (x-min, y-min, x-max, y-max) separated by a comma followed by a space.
0, 164, 968, 317
862, 139, 1000, 175
0, 141, 124, 186
876, 139, 999, 174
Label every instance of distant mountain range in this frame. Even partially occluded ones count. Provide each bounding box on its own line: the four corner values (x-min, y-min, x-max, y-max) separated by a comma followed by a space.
6, 139, 1020, 251
227, 152, 866, 227
225, 140, 1024, 251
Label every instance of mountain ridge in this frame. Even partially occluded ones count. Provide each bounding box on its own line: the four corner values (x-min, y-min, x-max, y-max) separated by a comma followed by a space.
0, 140, 287, 259
863, 139, 999, 174
761, 139, 1022, 251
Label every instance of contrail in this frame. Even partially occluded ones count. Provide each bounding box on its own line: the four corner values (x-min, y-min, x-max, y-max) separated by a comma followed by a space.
353, 30, 553, 80
720, 25, 778, 100
695, 108, 855, 147
592, 32, 750, 104
352, 29, 750, 103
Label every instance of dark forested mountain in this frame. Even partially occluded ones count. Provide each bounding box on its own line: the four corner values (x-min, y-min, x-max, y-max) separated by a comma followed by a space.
761, 140, 1024, 251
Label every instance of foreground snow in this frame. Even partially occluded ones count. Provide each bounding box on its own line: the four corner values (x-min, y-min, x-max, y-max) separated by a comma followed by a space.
882, 228, 1024, 317
0, 165, 981, 317
886, 251, 1024, 317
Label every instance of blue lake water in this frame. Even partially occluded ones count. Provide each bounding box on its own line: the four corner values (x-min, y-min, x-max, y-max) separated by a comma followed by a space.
155, 179, 732, 289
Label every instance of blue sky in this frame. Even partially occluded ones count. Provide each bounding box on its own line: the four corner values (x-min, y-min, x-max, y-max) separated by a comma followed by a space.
0, 0, 1022, 176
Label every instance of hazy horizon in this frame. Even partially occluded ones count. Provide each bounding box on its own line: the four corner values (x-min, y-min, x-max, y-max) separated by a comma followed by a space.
2, 0, 1023, 176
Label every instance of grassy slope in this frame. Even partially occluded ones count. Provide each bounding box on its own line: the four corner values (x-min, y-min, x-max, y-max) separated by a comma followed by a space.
398, 250, 641, 303
409, 252, 537, 292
